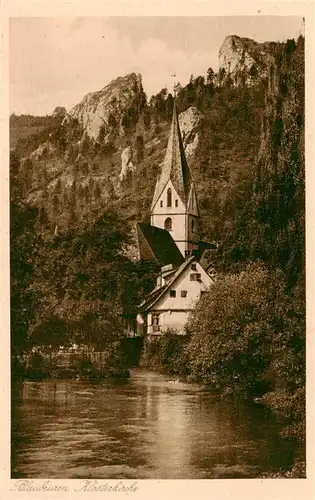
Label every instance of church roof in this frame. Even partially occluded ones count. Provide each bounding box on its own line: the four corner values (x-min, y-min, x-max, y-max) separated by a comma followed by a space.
151, 103, 192, 210
136, 222, 184, 268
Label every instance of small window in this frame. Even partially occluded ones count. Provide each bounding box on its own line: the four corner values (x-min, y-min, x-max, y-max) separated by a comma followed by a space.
185, 250, 190, 259
167, 188, 172, 207
152, 313, 160, 325
170, 290, 176, 297
160, 200, 163, 207
164, 217, 172, 231
175, 199, 178, 207
190, 273, 201, 282
152, 313, 160, 332
181, 290, 187, 298
191, 219, 195, 233
191, 263, 197, 271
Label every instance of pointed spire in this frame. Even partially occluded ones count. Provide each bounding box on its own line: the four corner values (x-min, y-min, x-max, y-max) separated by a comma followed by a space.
151, 102, 192, 210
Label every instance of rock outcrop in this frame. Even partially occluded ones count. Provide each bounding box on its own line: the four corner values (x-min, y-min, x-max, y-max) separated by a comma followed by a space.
63, 73, 146, 143
29, 141, 56, 162
218, 35, 278, 86
12, 33, 289, 234
178, 106, 203, 157
120, 145, 136, 181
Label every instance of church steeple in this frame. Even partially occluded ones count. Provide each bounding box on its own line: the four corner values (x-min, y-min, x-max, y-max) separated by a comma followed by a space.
151, 103, 192, 211
150, 101, 200, 258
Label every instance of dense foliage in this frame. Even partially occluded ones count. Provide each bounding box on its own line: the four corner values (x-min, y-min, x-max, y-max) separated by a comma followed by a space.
187, 264, 305, 395
10, 151, 155, 375
140, 330, 190, 375
10, 151, 43, 355
220, 37, 305, 286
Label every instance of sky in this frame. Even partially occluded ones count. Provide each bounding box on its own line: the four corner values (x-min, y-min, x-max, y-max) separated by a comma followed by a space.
9, 16, 304, 116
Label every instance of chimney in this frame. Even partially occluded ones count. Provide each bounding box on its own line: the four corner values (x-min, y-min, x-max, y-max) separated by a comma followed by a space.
161, 264, 173, 276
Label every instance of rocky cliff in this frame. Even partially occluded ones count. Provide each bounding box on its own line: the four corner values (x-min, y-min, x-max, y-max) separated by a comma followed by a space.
218, 35, 279, 86
12, 34, 290, 244
15, 72, 204, 233
64, 73, 146, 142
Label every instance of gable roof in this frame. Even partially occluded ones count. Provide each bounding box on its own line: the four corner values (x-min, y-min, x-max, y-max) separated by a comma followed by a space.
151, 103, 192, 211
140, 256, 195, 312
140, 256, 216, 312
136, 222, 184, 268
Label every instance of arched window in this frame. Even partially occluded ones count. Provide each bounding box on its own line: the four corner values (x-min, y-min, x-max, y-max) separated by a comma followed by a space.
167, 188, 172, 207
191, 219, 195, 233
164, 217, 172, 231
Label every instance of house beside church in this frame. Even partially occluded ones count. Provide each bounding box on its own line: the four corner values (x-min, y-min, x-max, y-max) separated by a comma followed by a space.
128, 101, 217, 337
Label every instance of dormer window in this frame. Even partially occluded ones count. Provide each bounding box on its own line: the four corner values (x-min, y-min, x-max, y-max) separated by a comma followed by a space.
167, 188, 172, 207
160, 200, 163, 207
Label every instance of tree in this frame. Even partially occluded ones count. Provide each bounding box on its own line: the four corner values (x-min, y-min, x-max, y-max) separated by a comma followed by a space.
186, 263, 305, 399
206, 67, 214, 85
10, 151, 42, 355
218, 67, 226, 85
29, 210, 133, 353
53, 106, 66, 119
221, 38, 304, 286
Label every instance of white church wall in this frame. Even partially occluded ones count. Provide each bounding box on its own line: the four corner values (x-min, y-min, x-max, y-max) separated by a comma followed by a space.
151, 180, 186, 215
151, 180, 188, 256
151, 212, 187, 256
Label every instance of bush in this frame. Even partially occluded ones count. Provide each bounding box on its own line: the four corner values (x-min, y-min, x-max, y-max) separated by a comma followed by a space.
25, 352, 50, 379
140, 330, 190, 375
186, 263, 305, 398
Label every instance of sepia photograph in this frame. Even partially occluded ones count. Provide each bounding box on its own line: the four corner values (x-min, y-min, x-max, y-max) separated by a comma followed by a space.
8, 13, 307, 483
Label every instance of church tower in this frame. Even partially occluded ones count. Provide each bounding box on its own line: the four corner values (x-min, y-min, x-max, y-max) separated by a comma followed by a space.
150, 102, 200, 258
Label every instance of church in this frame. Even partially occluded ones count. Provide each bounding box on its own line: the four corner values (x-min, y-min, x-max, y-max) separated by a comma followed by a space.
128, 101, 217, 337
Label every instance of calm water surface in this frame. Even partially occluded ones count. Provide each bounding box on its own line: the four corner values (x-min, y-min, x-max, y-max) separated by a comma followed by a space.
11, 369, 295, 479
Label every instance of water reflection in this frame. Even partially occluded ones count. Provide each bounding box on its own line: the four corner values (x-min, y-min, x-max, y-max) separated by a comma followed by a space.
11, 370, 295, 479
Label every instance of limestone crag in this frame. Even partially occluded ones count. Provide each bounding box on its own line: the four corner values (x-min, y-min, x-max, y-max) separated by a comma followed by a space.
64, 73, 145, 143
120, 145, 136, 181
29, 141, 57, 162
219, 35, 276, 86
178, 106, 203, 157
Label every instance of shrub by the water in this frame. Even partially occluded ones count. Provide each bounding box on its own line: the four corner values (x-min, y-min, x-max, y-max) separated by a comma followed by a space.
140, 330, 190, 375
186, 263, 304, 397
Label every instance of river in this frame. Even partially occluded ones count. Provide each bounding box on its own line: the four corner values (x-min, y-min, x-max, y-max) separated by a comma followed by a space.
11, 369, 296, 479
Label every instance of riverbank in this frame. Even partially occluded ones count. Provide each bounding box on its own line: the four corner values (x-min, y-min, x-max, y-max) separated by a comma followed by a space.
12, 351, 130, 381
